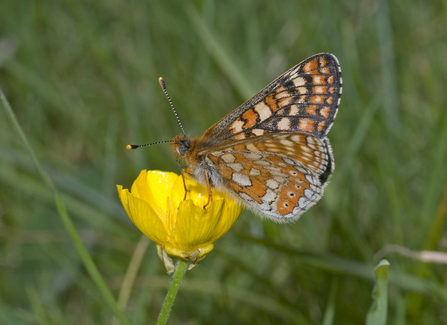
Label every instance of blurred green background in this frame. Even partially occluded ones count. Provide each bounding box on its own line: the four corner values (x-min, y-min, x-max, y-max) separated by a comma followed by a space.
1, 0, 447, 324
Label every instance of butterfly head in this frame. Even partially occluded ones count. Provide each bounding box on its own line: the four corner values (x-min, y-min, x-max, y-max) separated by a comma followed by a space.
171, 134, 192, 159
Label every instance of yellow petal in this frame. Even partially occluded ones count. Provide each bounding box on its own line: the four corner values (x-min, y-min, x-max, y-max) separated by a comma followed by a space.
131, 170, 179, 217
117, 185, 170, 246
210, 199, 244, 242
170, 199, 225, 251
117, 185, 131, 217
171, 172, 225, 208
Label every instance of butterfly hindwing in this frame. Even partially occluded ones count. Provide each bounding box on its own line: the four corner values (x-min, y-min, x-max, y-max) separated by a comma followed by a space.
204, 133, 333, 221
202, 53, 342, 144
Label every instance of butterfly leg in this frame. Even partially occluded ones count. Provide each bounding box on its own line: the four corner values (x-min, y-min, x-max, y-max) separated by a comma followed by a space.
203, 168, 213, 209
181, 169, 189, 201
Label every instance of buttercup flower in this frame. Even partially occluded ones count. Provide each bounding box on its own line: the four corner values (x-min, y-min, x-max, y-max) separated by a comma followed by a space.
117, 170, 243, 271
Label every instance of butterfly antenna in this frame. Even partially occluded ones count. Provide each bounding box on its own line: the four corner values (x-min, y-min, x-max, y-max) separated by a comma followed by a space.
126, 140, 174, 150
158, 77, 186, 136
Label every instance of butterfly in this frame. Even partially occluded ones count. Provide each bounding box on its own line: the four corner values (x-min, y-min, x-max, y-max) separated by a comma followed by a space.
167, 53, 341, 222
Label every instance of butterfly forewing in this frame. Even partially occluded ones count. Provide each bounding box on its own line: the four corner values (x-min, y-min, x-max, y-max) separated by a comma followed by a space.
203, 133, 333, 221
201, 53, 342, 144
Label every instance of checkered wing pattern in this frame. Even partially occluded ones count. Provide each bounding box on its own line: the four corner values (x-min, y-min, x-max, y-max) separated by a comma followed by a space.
169, 53, 342, 222
204, 133, 334, 221
202, 53, 342, 143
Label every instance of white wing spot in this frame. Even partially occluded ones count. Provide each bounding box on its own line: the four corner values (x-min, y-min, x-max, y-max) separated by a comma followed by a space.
306, 136, 316, 145
298, 197, 310, 209
246, 143, 259, 152
266, 179, 280, 189
221, 153, 236, 163
245, 153, 262, 160
252, 129, 265, 136
297, 167, 308, 174
280, 139, 294, 147
254, 102, 273, 121
305, 174, 316, 185
249, 168, 261, 176
283, 158, 295, 165
304, 189, 315, 200
228, 163, 243, 172
297, 87, 308, 95
210, 151, 224, 157
293, 77, 306, 87
262, 189, 277, 203
232, 173, 252, 187
267, 147, 282, 153
302, 151, 312, 158
231, 120, 244, 133
291, 135, 301, 142
289, 105, 299, 116
255, 160, 272, 167
278, 118, 291, 131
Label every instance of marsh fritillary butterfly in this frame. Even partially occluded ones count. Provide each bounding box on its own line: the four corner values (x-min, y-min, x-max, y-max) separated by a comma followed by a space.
139, 53, 342, 222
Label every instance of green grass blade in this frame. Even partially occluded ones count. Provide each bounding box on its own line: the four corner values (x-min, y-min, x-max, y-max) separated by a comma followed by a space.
366, 260, 390, 325
185, 3, 256, 99
322, 277, 339, 325
0, 87, 130, 325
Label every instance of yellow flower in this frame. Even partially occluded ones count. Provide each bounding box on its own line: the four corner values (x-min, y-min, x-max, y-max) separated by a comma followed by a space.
117, 170, 243, 270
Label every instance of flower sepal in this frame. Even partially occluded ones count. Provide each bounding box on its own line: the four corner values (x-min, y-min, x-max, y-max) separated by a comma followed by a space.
157, 244, 214, 274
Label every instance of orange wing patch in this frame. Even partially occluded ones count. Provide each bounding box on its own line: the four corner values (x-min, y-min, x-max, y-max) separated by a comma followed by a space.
303, 59, 319, 73
320, 107, 330, 118
298, 118, 315, 133
304, 105, 318, 115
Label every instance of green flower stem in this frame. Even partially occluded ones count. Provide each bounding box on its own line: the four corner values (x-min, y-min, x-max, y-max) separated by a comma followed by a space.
156, 260, 189, 325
